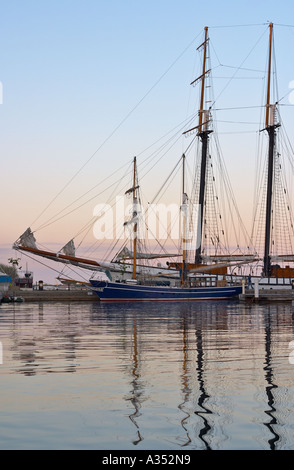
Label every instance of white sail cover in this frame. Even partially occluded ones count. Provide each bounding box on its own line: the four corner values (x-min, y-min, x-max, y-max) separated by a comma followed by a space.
115, 246, 179, 260
17, 228, 37, 249
60, 239, 76, 257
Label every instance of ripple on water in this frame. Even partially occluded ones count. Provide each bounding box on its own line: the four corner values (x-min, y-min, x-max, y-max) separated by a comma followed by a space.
0, 300, 294, 449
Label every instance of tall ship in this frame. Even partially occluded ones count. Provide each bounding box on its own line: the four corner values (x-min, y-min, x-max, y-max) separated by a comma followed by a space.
13, 23, 294, 299
249, 23, 294, 288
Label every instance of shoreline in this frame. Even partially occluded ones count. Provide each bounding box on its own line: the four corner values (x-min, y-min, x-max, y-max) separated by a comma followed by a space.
2, 286, 294, 303
5, 287, 98, 302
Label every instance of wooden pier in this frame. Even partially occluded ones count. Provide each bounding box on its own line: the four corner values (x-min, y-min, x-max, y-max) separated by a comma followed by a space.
239, 288, 294, 303
5, 287, 98, 302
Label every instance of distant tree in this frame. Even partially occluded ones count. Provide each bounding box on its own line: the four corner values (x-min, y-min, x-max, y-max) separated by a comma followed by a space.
8, 257, 22, 270
0, 259, 21, 285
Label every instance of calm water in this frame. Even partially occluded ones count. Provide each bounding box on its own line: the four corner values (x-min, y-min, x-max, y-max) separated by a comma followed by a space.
0, 299, 294, 450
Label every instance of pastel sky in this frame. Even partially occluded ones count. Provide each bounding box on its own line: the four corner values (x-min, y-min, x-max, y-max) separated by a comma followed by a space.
0, 0, 293, 283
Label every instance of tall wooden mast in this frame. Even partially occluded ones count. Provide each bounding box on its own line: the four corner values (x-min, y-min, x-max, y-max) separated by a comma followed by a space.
182, 27, 212, 265
181, 153, 187, 284
263, 23, 280, 277
265, 23, 273, 129
194, 26, 212, 264
132, 156, 138, 280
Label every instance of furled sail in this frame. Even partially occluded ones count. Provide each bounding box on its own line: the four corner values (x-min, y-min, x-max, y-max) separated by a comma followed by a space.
13, 229, 102, 272
60, 239, 75, 257
17, 228, 37, 249
115, 246, 180, 260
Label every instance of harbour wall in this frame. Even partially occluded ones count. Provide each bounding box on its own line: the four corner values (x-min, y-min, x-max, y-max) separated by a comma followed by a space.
6, 287, 98, 302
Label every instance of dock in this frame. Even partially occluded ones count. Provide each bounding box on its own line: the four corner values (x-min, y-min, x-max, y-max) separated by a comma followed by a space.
5, 287, 98, 302
239, 288, 294, 303
3, 286, 294, 304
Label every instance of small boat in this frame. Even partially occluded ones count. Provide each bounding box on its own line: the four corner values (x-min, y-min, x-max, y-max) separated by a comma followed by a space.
0, 271, 11, 303
1, 295, 24, 303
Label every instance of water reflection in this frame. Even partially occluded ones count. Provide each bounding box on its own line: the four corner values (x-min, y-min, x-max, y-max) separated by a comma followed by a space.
263, 311, 279, 450
0, 300, 294, 449
126, 315, 144, 445
194, 328, 212, 450
178, 313, 191, 447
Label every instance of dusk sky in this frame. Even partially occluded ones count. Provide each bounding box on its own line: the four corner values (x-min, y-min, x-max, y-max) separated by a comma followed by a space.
1, 0, 294, 283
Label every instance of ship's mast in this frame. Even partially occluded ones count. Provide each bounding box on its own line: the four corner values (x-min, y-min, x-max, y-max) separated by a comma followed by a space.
132, 156, 138, 280
194, 26, 212, 264
183, 27, 212, 265
182, 154, 187, 284
263, 23, 280, 277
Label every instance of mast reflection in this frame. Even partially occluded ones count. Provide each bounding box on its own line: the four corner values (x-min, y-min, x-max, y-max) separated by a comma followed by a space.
194, 328, 212, 450
126, 315, 144, 445
178, 312, 191, 446
263, 309, 279, 449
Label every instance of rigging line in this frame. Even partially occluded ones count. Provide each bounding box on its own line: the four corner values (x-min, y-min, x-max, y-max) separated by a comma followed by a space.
138, 126, 186, 175
140, 132, 185, 181
213, 76, 262, 80
36, 130, 188, 255
277, 89, 294, 104
133, 116, 198, 187
35, 114, 194, 233
211, 26, 268, 106
30, 30, 203, 228
217, 130, 258, 135
140, 145, 196, 253
141, 163, 181, 223
145, 210, 181, 255
274, 23, 294, 27
86, 210, 127, 263
279, 126, 294, 176
83, 164, 144, 259
35, 169, 131, 232
129, 163, 183, 255
91, 153, 182, 257
148, 138, 196, 206
143, 211, 180, 255
215, 119, 260, 124
214, 105, 263, 111
216, 64, 265, 73
209, 39, 222, 67
55, 263, 93, 285
279, 123, 294, 168
272, 35, 279, 104
72, 194, 127, 257
253, 54, 268, 222
209, 23, 267, 29
17, 249, 91, 284
144, 168, 182, 235
210, 131, 254, 247
136, 111, 196, 162
34, 160, 131, 232
75, 161, 133, 247
80, 162, 144, 260
34, 116, 196, 234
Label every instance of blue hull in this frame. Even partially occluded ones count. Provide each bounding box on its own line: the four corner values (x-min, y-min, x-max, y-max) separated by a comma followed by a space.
90, 280, 242, 301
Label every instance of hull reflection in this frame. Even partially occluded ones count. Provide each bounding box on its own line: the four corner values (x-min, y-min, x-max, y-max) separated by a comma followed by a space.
0, 301, 293, 449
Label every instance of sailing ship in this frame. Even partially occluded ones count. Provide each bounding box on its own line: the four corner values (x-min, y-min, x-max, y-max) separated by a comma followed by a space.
249, 22, 294, 289
13, 23, 294, 299
14, 25, 250, 301
89, 153, 243, 300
